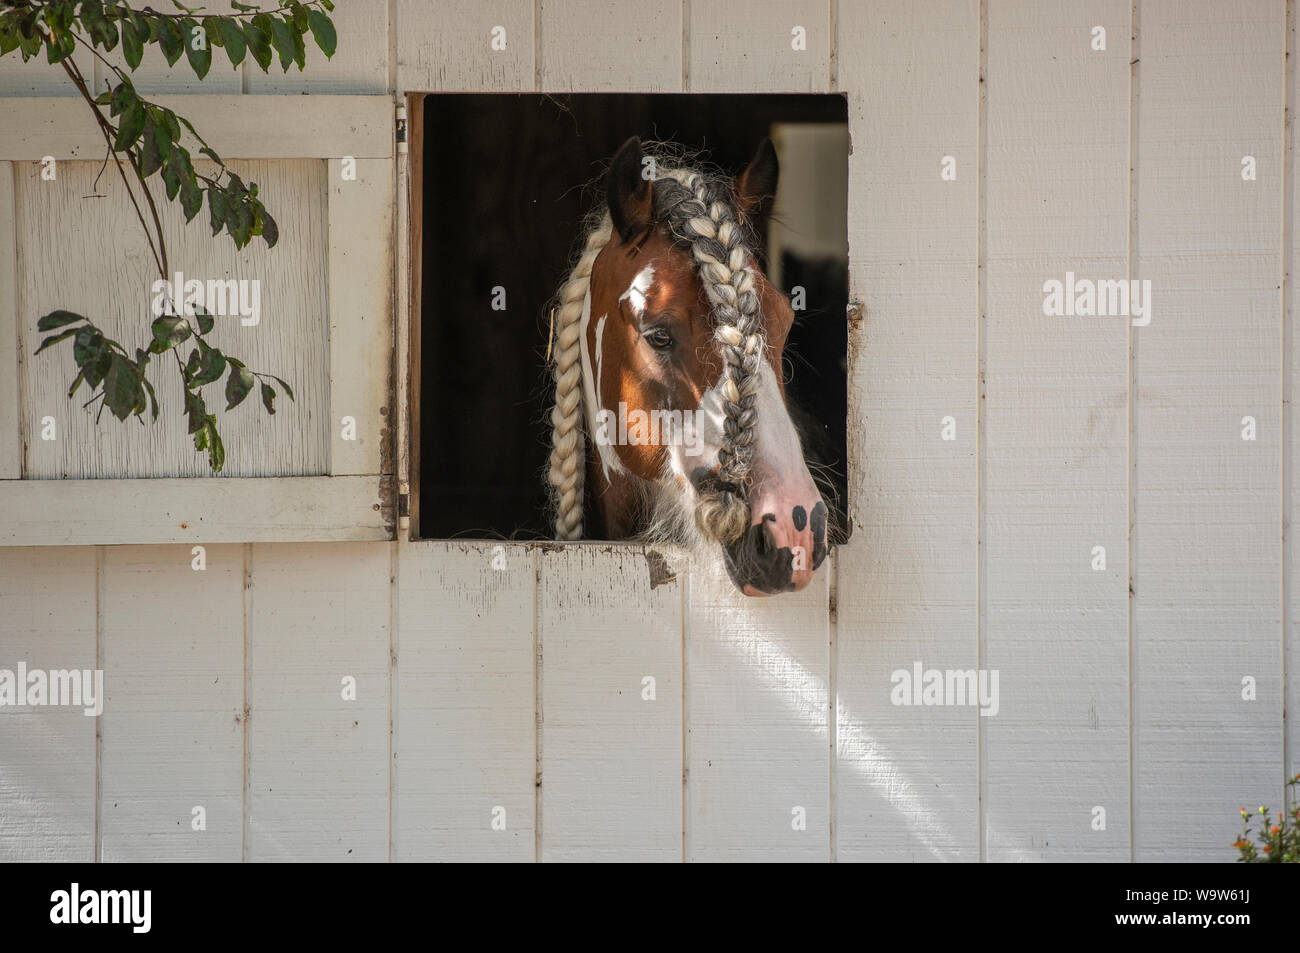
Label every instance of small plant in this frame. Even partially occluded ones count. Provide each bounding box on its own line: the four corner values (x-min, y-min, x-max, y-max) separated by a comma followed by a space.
1234, 773, 1300, 862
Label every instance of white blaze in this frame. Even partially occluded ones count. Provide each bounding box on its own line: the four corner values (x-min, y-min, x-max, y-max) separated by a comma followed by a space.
619, 264, 655, 318
579, 289, 625, 482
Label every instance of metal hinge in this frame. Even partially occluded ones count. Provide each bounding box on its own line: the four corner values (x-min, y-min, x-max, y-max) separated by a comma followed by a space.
396, 103, 408, 154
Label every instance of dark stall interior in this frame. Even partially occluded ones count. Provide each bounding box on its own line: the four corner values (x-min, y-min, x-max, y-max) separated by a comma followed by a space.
417, 93, 849, 540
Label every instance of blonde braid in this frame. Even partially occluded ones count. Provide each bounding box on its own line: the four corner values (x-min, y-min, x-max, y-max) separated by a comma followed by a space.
548, 215, 613, 540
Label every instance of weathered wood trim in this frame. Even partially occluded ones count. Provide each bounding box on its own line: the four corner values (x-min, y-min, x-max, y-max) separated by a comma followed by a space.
0, 95, 394, 160
328, 158, 394, 477
0, 161, 18, 479
0, 476, 386, 545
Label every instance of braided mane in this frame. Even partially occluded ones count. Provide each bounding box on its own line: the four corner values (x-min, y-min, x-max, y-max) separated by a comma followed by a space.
547, 154, 765, 544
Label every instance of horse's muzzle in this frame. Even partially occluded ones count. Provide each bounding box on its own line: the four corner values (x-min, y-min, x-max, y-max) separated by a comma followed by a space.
722, 500, 828, 596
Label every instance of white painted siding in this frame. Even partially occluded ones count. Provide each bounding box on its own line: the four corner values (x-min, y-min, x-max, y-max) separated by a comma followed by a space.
0, 1, 1294, 863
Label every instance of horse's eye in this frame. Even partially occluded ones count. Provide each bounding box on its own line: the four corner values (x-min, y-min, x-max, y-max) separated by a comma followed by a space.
645, 328, 674, 351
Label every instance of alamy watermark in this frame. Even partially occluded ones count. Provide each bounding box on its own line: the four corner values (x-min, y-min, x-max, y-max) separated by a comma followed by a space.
0, 663, 103, 716
890, 662, 1000, 716
151, 270, 261, 326
1042, 271, 1152, 327
593, 403, 704, 456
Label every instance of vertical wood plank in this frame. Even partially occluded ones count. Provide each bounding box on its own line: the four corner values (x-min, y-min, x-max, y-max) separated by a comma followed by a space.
1290, 0, 1300, 818
98, 544, 243, 861
982, 0, 1131, 861
17, 159, 330, 479
246, 542, 389, 861
393, 541, 535, 861
396, 0, 534, 92
835, 0, 979, 862
0, 161, 17, 477
685, 562, 830, 861
329, 158, 394, 477
1134, 0, 1284, 860
247, 0, 389, 94
0, 547, 97, 861
689, 0, 829, 92
538, 546, 683, 861
539, 0, 681, 92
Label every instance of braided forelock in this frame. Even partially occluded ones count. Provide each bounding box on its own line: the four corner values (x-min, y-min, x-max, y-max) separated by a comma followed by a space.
546, 153, 765, 544
652, 169, 764, 544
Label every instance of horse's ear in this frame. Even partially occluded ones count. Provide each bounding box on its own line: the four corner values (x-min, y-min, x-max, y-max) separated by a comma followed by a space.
607, 136, 654, 243
735, 138, 779, 231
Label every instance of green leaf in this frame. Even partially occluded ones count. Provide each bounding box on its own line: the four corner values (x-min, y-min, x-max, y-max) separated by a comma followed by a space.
205, 419, 225, 472
270, 375, 295, 401
114, 100, 145, 151
67, 368, 86, 399
139, 120, 168, 177
184, 346, 201, 383
35, 327, 79, 354
217, 17, 246, 67
157, 17, 185, 67
109, 80, 136, 118
121, 17, 144, 69
260, 206, 279, 248
231, 0, 259, 10
320, 0, 335, 12
141, 375, 159, 421
290, 3, 310, 32
191, 341, 227, 386
151, 315, 192, 349
158, 108, 182, 144
203, 17, 225, 49
231, 201, 254, 248
307, 9, 336, 58
243, 20, 272, 71
260, 381, 276, 414
103, 354, 143, 420
184, 388, 207, 433
46, 28, 76, 65
84, 350, 113, 389
207, 186, 228, 236
181, 175, 203, 222
37, 310, 86, 332
290, 18, 306, 70
225, 365, 255, 410
195, 308, 215, 334
162, 147, 183, 201
185, 20, 212, 79
269, 15, 295, 71
73, 327, 105, 367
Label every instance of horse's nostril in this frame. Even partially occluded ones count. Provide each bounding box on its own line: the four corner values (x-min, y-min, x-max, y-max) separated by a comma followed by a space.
791, 505, 807, 531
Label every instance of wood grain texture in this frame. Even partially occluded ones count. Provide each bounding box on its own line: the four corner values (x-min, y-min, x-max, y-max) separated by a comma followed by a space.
1134, 0, 1284, 861
688, 0, 829, 92
0, 547, 97, 861
982, 0, 1131, 862
245, 542, 390, 861
1291, 0, 1300, 819
396, 0, 534, 92
0, 476, 386, 545
93, 1, 241, 96
0, 46, 91, 96
0, 161, 17, 477
539, 0, 681, 91
0, 95, 394, 160
16, 158, 329, 479
835, 0, 979, 862
248, 0, 388, 94
329, 158, 393, 477
685, 557, 830, 861
394, 541, 535, 861
98, 544, 243, 861
538, 546, 683, 861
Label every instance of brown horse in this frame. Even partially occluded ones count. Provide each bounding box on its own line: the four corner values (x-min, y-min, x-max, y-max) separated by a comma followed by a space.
548, 137, 828, 595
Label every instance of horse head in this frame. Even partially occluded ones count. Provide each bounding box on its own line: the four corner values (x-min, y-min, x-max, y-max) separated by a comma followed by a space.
549, 136, 828, 596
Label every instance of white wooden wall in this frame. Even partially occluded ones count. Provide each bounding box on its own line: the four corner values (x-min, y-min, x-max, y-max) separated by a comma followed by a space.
0, 0, 1296, 862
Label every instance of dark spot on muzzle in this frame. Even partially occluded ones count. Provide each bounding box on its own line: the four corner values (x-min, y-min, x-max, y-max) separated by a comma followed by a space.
723, 516, 797, 595
810, 501, 828, 569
